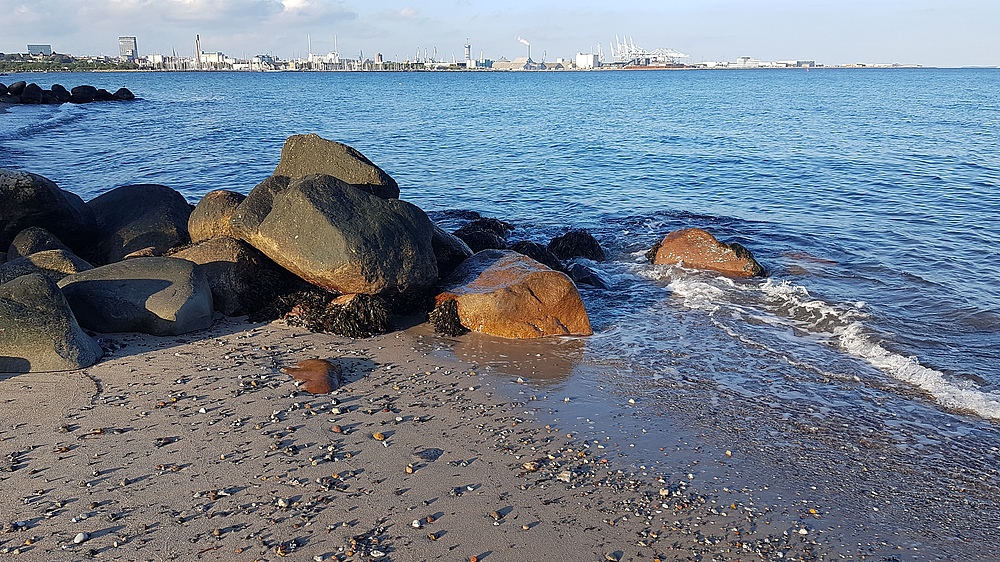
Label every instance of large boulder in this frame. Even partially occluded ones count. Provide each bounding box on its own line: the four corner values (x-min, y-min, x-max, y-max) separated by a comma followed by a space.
0, 249, 93, 284
231, 174, 437, 296
452, 217, 513, 252
7, 226, 72, 259
0, 273, 102, 373
171, 236, 296, 317
188, 189, 246, 243
70, 85, 97, 104
50, 84, 72, 103
86, 184, 192, 264
433, 250, 592, 339
18, 83, 43, 104
548, 230, 606, 262
57, 257, 214, 336
112, 88, 135, 101
0, 169, 97, 253
648, 228, 764, 277
273, 133, 400, 199
431, 224, 473, 278
7, 81, 27, 96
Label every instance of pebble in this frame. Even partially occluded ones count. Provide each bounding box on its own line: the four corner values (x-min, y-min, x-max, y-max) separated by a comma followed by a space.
73, 532, 89, 544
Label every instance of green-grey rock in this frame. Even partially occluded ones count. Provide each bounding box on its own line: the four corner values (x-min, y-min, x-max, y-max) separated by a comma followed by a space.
231, 174, 436, 297
0, 273, 102, 373
273, 133, 400, 199
57, 257, 213, 336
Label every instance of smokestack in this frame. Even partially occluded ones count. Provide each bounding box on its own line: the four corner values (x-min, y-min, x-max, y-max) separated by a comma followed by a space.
195, 34, 202, 69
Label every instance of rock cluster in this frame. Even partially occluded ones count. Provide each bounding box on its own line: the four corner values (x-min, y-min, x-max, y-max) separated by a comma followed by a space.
0, 81, 134, 105
1, 131, 770, 374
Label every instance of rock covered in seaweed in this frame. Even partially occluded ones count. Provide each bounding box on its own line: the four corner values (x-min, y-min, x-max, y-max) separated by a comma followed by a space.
648, 228, 764, 277
0, 273, 102, 373
433, 249, 591, 339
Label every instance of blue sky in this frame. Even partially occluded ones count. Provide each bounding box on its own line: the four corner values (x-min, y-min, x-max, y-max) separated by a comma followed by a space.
3, 0, 998, 66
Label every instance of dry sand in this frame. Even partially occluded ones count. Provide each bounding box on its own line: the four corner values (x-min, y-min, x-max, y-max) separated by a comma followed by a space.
1, 317, 836, 561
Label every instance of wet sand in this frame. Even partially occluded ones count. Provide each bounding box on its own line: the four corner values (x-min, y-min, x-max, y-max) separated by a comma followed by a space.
2, 317, 854, 561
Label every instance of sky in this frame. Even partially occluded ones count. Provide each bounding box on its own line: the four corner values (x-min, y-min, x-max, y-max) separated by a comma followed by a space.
2, 0, 998, 67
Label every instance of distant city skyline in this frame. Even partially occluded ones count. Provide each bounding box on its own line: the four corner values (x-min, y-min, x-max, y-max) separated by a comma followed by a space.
3, 0, 998, 67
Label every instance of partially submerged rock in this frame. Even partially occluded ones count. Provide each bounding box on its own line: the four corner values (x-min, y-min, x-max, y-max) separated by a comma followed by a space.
231, 174, 437, 297
58, 256, 214, 336
453, 217, 513, 252
86, 184, 192, 264
433, 250, 592, 339
273, 133, 400, 199
509, 240, 564, 272
648, 228, 764, 278
548, 230, 606, 262
188, 189, 246, 243
282, 358, 344, 394
0, 273, 102, 373
431, 224, 473, 278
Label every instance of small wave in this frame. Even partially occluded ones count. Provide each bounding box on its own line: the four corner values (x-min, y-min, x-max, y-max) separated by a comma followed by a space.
837, 322, 1000, 419
0, 103, 84, 141
660, 269, 1000, 420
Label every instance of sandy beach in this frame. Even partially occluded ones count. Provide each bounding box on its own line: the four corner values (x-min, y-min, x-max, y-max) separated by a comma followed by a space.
0, 315, 849, 562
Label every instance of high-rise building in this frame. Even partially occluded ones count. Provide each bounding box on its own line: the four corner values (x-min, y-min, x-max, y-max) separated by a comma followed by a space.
119, 36, 138, 61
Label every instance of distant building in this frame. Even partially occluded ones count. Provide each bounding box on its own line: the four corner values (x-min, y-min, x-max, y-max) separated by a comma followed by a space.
119, 36, 138, 61
27, 44, 52, 56
576, 53, 600, 69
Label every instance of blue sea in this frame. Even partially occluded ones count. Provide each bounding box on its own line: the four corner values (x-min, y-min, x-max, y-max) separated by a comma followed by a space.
3, 69, 1000, 559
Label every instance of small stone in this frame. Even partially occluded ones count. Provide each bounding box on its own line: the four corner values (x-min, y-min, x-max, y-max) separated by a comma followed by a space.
372, 432, 386, 441
557, 470, 572, 483
73, 532, 89, 544
411, 519, 422, 529
798, 528, 808, 535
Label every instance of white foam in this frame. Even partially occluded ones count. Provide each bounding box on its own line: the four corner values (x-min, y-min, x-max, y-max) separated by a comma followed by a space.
837, 322, 1000, 420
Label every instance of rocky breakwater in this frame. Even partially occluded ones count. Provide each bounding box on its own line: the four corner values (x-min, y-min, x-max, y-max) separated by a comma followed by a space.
0, 80, 134, 105
1, 133, 598, 373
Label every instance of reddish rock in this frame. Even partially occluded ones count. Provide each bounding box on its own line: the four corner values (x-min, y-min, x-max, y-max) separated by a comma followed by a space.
650, 228, 764, 277
282, 358, 344, 394
188, 189, 246, 243
434, 250, 592, 339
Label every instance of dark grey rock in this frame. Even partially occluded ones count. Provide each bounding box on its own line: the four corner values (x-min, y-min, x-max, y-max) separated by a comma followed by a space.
171, 236, 297, 317
231, 174, 436, 296
509, 240, 563, 272
273, 133, 400, 199
431, 224, 473, 279
86, 184, 192, 264
0, 168, 97, 253
548, 229, 606, 262
0, 249, 93, 284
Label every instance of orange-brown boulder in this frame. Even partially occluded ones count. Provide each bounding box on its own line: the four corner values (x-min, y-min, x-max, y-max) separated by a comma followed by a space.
282, 358, 344, 394
434, 250, 592, 339
649, 228, 764, 277
188, 189, 246, 243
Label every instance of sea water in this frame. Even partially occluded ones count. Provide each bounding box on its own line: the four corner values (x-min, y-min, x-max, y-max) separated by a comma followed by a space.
2, 68, 999, 558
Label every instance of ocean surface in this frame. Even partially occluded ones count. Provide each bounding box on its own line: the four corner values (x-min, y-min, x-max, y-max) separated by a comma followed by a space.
3, 68, 1000, 559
